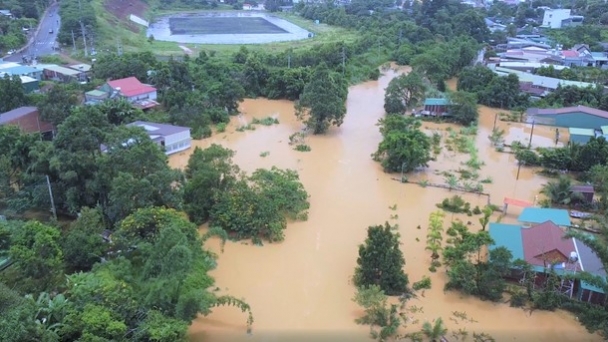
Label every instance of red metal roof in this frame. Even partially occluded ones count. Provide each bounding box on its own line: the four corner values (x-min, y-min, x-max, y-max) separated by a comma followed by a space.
107, 77, 156, 97
562, 50, 579, 58
521, 221, 576, 268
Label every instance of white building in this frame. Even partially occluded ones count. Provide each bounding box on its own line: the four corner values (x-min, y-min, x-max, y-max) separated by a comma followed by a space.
542, 9, 584, 29
127, 121, 192, 155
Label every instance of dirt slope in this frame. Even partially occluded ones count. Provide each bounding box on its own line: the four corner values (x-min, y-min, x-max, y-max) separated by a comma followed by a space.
103, 0, 149, 33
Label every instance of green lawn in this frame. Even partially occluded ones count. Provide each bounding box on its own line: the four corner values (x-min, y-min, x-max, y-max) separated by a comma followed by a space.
92, 2, 359, 58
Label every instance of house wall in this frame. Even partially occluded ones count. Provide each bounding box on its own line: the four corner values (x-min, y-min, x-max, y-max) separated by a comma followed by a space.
126, 90, 157, 102
2, 110, 53, 134
569, 134, 594, 145
424, 104, 449, 114
536, 113, 608, 129
543, 9, 571, 29
164, 130, 191, 155
22, 81, 39, 94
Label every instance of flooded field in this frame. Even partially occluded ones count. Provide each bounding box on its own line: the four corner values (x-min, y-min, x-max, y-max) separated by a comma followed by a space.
168, 69, 600, 342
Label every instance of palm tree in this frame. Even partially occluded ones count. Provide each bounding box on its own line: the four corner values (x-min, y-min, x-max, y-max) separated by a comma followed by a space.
540, 176, 582, 206
421, 317, 448, 342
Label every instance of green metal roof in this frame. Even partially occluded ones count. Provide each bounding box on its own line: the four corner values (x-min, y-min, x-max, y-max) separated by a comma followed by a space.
489, 223, 524, 260
424, 98, 450, 106
581, 280, 606, 294
568, 127, 595, 136
517, 208, 571, 226
86, 90, 107, 97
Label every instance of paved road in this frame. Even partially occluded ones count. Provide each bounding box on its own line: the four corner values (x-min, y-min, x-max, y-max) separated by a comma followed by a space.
3, 2, 60, 62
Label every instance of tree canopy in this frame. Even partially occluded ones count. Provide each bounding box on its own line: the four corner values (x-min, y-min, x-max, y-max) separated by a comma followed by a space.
373, 115, 431, 173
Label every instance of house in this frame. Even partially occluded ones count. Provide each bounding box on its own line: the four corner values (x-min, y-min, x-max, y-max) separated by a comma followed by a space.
0, 10, 12, 18
517, 207, 571, 227
0, 64, 43, 81
497, 62, 568, 73
67, 63, 92, 82
568, 127, 595, 145
40, 65, 81, 82
0, 72, 39, 93
84, 89, 109, 104
423, 98, 451, 116
489, 221, 606, 304
0, 107, 53, 135
243, 3, 253, 10
571, 185, 594, 203
97, 77, 159, 109
542, 9, 584, 29
126, 121, 191, 155
526, 106, 608, 129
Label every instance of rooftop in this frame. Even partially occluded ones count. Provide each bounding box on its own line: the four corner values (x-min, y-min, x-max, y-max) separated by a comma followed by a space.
522, 221, 578, 268
86, 89, 108, 97
424, 98, 450, 106
527, 105, 608, 120
1, 65, 39, 75
0, 106, 38, 125
569, 127, 595, 136
518, 207, 571, 226
68, 63, 91, 72
489, 223, 524, 260
126, 121, 190, 137
41, 65, 81, 76
107, 77, 156, 97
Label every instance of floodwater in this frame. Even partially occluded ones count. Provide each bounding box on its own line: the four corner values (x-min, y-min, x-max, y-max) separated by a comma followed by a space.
169, 69, 600, 342
147, 12, 312, 45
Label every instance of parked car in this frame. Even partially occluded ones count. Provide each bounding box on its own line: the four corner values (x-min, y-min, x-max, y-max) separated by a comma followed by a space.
49, 29, 53, 33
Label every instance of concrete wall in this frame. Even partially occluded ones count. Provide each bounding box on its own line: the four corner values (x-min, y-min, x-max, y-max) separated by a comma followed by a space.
126, 90, 157, 102
164, 129, 191, 155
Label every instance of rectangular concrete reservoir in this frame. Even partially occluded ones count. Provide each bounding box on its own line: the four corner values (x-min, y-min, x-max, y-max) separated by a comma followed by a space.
169, 17, 289, 35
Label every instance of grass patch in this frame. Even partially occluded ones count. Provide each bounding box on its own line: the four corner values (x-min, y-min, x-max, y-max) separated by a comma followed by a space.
251, 117, 279, 126
236, 124, 255, 132
294, 144, 311, 152
216, 122, 227, 133
38, 55, 70, 65
260, 151, 270, 157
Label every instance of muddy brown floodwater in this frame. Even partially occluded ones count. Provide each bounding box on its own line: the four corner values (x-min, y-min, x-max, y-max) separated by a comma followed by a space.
169, 68, 601, 342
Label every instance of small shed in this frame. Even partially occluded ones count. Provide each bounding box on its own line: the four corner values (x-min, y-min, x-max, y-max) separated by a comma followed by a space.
568, 127, 595, 144
0, 107, 53, 134
571, 185, 594, 203
423, 98, 451, 115
85, 89, 109, 104
518, 207, 571, 227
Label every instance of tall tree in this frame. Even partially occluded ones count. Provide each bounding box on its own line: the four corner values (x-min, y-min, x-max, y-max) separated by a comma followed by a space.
0, 74, 26, 113
372, 115, 431, 173
448, 91, 478, 126
354, 222, 409, 296
384, 71, 426, 114
296, 63, 348, 134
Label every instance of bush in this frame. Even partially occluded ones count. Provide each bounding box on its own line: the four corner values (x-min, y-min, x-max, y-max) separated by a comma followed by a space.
509, 291, 527, 307
216, 122, 227, 133
515, 149, 540, 166
413, 276, 432, 291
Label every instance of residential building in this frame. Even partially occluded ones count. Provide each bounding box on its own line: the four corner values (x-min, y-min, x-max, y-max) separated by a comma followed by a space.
526, 106, 608, 130
101, 121, 191, 156
517, 207, 571, 227
0, 10, 12, 18
38, 64, 81, 82
568, 127, 595, 145
0, 107, 53, 135
423, 98, 451, 116
67, 63, 92, 82
94, 77, 159, 109
489, 220, 606, 304
0, 73, 39, 93
0, 64, 43, 80
542, 9, 583, 29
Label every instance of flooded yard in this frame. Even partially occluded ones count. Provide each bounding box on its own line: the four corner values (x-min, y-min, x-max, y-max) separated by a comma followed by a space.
168, 68, 600, 342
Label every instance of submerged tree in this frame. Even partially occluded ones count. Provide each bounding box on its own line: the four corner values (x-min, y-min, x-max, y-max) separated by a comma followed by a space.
295, 63, 348, 134
352, 285, 401, 341
384, 71, 426, 114
372, 115, 431, 173
354, 222, 409, 296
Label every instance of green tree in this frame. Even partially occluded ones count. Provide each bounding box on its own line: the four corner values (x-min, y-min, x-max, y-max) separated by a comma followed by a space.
5, 221, 64, 293
0, 283, 55, 342
352, 285, 401, 341
0, 74, 27, 113
37, 84, 80, 127
421, 318, 448, 342
354, 222, 409, 296
372, 115, 431, 173
384, 71, 426, 114
295, 63, 348, 134
449, 91, 478, 126
62, 207, 107, 274
540, 176, 580, 206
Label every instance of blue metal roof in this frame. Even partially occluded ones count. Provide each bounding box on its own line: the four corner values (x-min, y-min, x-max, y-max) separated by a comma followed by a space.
518, 208, 571, 226
2, 65, 39, 76
424, 98, 450, 106
489, 223, 524, 260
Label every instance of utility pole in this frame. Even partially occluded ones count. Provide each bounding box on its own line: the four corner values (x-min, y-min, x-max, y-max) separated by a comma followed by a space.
116, 37, 123, 56
288, 54, 291, 68
71, 29, 76, 52
78, 0, 88, 57
46, 175, 57, 221
528, 120, 535, 148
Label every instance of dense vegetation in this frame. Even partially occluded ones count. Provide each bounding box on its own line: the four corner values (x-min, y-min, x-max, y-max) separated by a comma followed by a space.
0, 0, 49, 52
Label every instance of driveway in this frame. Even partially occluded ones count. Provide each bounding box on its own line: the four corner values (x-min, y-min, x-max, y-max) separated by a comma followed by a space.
3, 2, 60, 62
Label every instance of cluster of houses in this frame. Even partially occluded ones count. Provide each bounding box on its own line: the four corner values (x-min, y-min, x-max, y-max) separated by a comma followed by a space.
489, 206, 606, 304
0, 59, 94, 92
525, 105, 608, 145
0, 66, 192, 156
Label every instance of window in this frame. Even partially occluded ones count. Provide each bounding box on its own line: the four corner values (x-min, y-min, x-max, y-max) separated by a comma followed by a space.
549, 14, 552, 18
